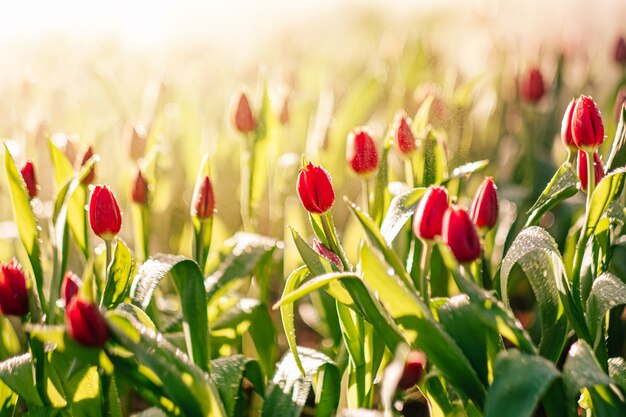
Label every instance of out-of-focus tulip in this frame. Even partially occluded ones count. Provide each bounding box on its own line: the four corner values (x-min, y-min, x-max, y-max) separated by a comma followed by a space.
231, 90, 256, 133
131, 169, 149, 206
0, 259, 28, 317
520, 67, 546, 103
61, 271, 81, 305
393, 110, 417, 156
614, 36, 626, 65
470, 177, 499, 232
443, 205, 481, 263
20, 160, 38, 198
346, 127, 379, 175
89, 185, 122, 240
412, 186, 449, 240
191, 176, 215, 219
79, 146, 96, 184
297, 162, 335, 214
66, 297, 108, 348
398, 350, 427, 389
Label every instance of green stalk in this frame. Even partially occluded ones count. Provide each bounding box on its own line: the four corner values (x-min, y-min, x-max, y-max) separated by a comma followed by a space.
420, 241, 432, 308
100, 239, 112, 308
320, 212, 350, 271
239, 135, 253, 232
192, 219, 205, 268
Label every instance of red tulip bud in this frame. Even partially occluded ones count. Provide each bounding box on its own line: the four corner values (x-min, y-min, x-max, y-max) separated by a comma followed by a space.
470, 177, 499, 232
231, 90, 256, 133
297, 162, 335, 214
393, 110, 417, 156
571, 95, 605, 151
615, 36, 626, 65
443, 205, 481, 263
20, 160, 38, 198
66, 297, 108, 348
131, 169, 149, 206
346, 127, 379, 175
398, 350, 427, 389
561, 99, 577, 150
577, 150, 604, 192
0, 259, 29, 316
191, 176, 215, 219
79, 146, 96, 184
520, 67, 546, 103
412, 186, 449, 240
312, 239, 343, 271
61, 271, 81, 305
89, 185, 122, 240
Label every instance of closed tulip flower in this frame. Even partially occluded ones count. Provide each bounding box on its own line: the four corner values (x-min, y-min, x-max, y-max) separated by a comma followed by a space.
20, 160, 38, 199
0, 259, 29, 317
66, 297, 108, 348
520, 68, 546, 103
443, 205, 481, 263
191, 176, 215, 219
577, 150, 604, 192
571, 96, 605, 151
231, 90, 256, 133
393, 110, 417, 156
61, 271, 81, 305
89, 185, 122, 240
398, 351, 427, 389
297, 162, 335, 214
131, 169, 149, 206
346, 127, 379, 175
615, 36, 626, 65
412, 186, 449, 240
561, 99, 577, 151
470, 177, 499, 232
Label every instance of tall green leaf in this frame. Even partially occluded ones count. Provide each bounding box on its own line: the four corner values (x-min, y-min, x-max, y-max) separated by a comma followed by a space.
586, 273, 626, 349
101, 239, 134, 309
525, 161, 577, 226
379, 187, 426, 245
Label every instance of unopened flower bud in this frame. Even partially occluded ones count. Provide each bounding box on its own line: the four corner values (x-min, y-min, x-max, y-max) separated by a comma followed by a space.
346, 127, 379, 175
20, 160, 38, 198
89, 185, 122, 240
297, 162, 335, 214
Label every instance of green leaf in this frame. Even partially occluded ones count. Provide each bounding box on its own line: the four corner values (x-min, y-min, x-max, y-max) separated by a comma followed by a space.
379, 187, 426, 245
586, 273, 626, 349
421, 129, 448, 186
130, 254, 209, 372
205, 233, 279, 304
0, 353, 43, 406
484, 350, 560, 417
609, 357, 626, 393
262, 348, 338, 417
585, 168, 626, 237
0, 379, 16, 417
210, 356, 264, 417
371, 130, 392, 225
445, 159, 489, 183
500, 226, 568, 361
526, 161, 577, 226
101, 239, 134, 309
605, 106, 626, 172
278, 266, 310, 376
106, 310, 226, 417
47, 138, 74, 187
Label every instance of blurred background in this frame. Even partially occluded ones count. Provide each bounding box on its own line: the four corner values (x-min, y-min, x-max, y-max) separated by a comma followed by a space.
1, 0, 626, 269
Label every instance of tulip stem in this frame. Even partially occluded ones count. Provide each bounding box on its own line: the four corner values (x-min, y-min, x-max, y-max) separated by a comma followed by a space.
239, 134, 254, 232
101, 239, 113, 308
420, 241, 432, 308
321, 212, 350, 271
362, 178, 371, 213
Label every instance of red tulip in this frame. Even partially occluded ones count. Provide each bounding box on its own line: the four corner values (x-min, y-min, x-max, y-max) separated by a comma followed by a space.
571, 96, 605, 151
312, 239, 343, 271
561, 99, 577, 150
79, 146, 96, 184
191, 175, 215, 219
615, 36, 626, 65
443, 205, 481, 263
231, 90, 256, 133
577, 150, 604, 192
393, 110, 417, 156
89, 185, 122, 240
470, 177, 499, 232
0, 259, 29, 316
297, 162, 335, 214
131, 169, 149, 206
61, 271, 81, 305
412, 186, 449, 240
346, 127, 379, 175
20, 160, 38, 198
520, 68, 546, 103
66, 297, 108, 348
398, 350, 427, 389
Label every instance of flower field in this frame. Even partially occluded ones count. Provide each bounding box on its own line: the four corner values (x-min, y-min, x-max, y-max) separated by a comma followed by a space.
1, 2, 626, 416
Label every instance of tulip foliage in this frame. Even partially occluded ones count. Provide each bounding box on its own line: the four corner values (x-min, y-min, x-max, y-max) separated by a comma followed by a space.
2, 69, 626, 417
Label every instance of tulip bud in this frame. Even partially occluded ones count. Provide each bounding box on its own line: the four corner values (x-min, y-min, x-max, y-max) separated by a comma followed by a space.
412, 186, 449, 240
470, 177, 499, 232
561, 99, 577, 150
131, 169, 149, 206
312, 239, 343, 271
520, 67, 546, 103
0, 259, 29, 316
443, 205, 481, 263
231, 90, 256, 133
296, 162, 335, 214
89, 185, 122, 240
577, 150, 604, 192
571, 95, 605, 151
61, 271, 81, 305
615, 36, 626, 65
79, 146, 96, 184
393, 110, 417, 156
191, 176, 215, 219
398, 351, 427, 389
20, 160, 38, 199
346, 127, 379, 175
66, 297, 108, 348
